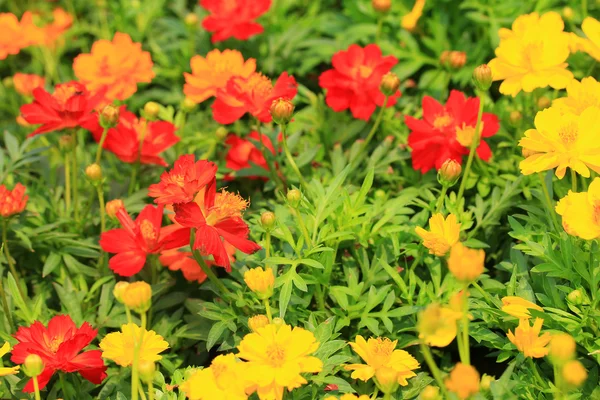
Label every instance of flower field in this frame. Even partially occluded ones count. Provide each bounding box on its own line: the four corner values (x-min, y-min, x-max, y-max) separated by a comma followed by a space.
0, 0, 599, 399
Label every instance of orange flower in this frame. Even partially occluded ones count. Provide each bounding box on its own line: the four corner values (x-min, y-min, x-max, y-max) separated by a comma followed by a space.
73, 32, 155, 103
13, 73, 45, 97
183, 49, 256, 104
0, 183, 28, 218
0, 13, 31, 59
19, 9, 72, 48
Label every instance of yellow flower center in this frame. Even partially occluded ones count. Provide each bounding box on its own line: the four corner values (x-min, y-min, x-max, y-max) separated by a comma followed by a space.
358, 65, 373, 79
455, 122, 483, 147
266, 344, 286, 367
140, 219, 156, 242
522, 41, 544, 70
558, 122, 578, 145
172, 174, 185, 187
53, 84, 81, 105
433, 113, 453, 129
48, 336, 62, 353
239, 73, 273, 100
372, 337, 395, 356
206, 191, 248, 226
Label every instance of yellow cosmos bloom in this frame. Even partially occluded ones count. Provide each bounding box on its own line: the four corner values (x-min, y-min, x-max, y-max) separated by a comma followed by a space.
549, 333, 576, 364
556, 178, 600, 239
447, 243, 485, 282
507, 318, 551, 358
569, 17, 600, 61
553, 77, 600, 115
519, 106, 600, 179
180, 354, 249, 400
244, 267, 275, 299
237, 323, 322, 400
345, 336, 419, 390
562, 360, 588, 387
415, 213, 461, 257
401, 0, 425, 32
417, 303, 461, 347
99, 323, 169, 367
0, 342, 19, 377
488, 12, 573, 97
445, 363, 480, 399
501, 296, 543, 319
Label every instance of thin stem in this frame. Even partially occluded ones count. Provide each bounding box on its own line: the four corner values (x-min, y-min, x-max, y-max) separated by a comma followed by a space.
265, 231, 273, 274
280, 124, 309, 192
95, 127, 109, 164
370, 388, 379, 400
96, 185, 106, 233
2, 220, 24, 299
71, 131, 80, 221
132, 312, 147, 400
582, 0, 588, 18
375, 17, 383, 43
256, 122, 285, 192
459, 287, 471, 366
457, 92, 484, 202
538, 173, 561, 232
528, 358, 547, 389
0, 275, 14, 331
147, 380, 154, 400
435, 186, 448, 213
64, 152, 71, 214
419, 344, 449, 398
571, 169, 577, 192
291, 208, 312, 249
125, 307, 133, 324
189, 232, 233, 298
128, 162, 140, 195
263, 299, 273, 322
553, 363, 563, 399
353, 96, 389, 165
33, 376, 41, 400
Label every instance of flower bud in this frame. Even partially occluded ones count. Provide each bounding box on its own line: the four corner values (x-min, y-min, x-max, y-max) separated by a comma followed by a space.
480, 374, 494, 391
449, 51, 467, 69
549, 333, 576, 365
216, 127, 228, 141
562, 7, 574, 21
287, 189, 301, 207
122, 281, 152, 313
248, 315, 269, 332
184, 13, 199, 27
537, 96, 551, 110
85, 163, 103, 182
374, 189, 386, 200
439, 50, 451, 67
404, 78, 416, 89
509, 110, 522, 125
567, 289, 584, 305
2, 77, 13, 88
472, 64, 493, 91
261, 211, 276, 230
16, 116, 31, 127
272, 317, 285, 328
138, 360, 156, 382
244, 267, 274, 300
379, 72, 401, 96
562, 360, 587, 387
99, 104, 119, 129
143, 102, 160, 120
58, 134, 75, 152
181, 97, 197, 113
375, 366, 399, 394
419, 385, 441, 400
106, 199, 125, 219
437, 159, 462, 187
372, 0, 391, 12
270, 98, 294, 125
23, 354, 44, 377
113, 281, 130, 303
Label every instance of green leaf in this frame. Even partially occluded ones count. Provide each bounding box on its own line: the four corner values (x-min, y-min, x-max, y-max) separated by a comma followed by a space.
42, 252, 62, 277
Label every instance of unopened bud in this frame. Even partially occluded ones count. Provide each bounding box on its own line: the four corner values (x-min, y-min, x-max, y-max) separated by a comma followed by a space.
375, 367, 399, 394
567, 289, 584, 305
449, 51, 467, 69
549, 333, 576, 365
138, 360, 156, 382
374, 189, 386, 200
122, 281, 152, 313
379, 72, 401, 96
181, 97, 197, 113
144, 102, 160, 120
372, 0, 391, 13
244, 267, 274, 300
85, 163, 103, 182
270, 98, 294, 125
113, 281, 129, 303
473, 64, 493, 91
24, 354, 44, 377
509, 110, 522, 125
216, 127, 228, 141
419, 385, 441, 400
59, 135, 75, 152
248, 315, 269, 332
2, 77, 13, 88
106, 199, 125, 219
440, 50, 451, 67
537, 96, 551, 110
272, 317, 285, 328
562, 7, 574, 21
437, 159, 462, 187
99, 104, 119, 129
405, 79, 416, 89
184, 13, 199, 27
261, 211, 276, 230
480, 375, 494, 391
287, 189, 301, 207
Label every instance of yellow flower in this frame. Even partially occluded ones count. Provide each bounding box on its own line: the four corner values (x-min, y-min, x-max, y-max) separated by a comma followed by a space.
549, 333, 576, 364
180, 354, 249, 400
488, 12, 573, 97
244, 267, 275, 299
401, 0, 425, 32
501, 296, 543, 319
248, 315, 270, 332
417, 303, 461, 347
0, 342, 19, 377
122, 281, 152, 313
100, 323, 169, 367
345, 336, 419, 390
237, 323, 322, 400
445, 363, 480, 399
553, 77, 600, 115
447, 243, 484, 282
507, 318, 551, 358
569, 17, 600, 60
415, 213, 461, 257
419, 385, 441, 400
518, 106, 600, 179
562, 360, 587, 387
556, 178, 600, 239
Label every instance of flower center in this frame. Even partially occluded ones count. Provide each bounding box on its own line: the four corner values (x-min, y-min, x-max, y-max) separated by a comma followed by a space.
241, 73, 273, 101
172, 174, 185, 187
266, 344, 286, 367
140, 219, 156, 243
53, 84, 81, 105
433, 113, 453, 129
372, 337, 395, 356
49, 336, 62, 353
558, 122, 578, 145
358, 65, 373, 79
135, 119, 149, 142
455, 122, 483, 147
206, 191, 248, 226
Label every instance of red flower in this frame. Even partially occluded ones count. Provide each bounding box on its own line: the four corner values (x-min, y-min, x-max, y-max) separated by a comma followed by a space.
99, 205, 189, 276
84, 106, 179, 166
159, 242, 236, 283
148, 154, 218, 205
200, 0, 271, 43
0, 183, 28, 217
319, 44, 399, 121
11, 315, 107, 393
225, 131, 275, 179
212, 72, 297, 124
173, 190, 260, 271
19, 81, 105, 136
405, 90, 500, 173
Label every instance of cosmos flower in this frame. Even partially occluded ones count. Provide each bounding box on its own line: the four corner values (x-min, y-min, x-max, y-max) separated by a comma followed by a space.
225, 132, 276, 179
556, 177, 600, 240
417, 303, 461, 347
569, 17, 600, 61
415, 213, 460, 257
501, 296, 544, 319
445, 363, 480, 399
507, 318, 551, 358
0, 183, 28, 218
99, 323, 169, 367
180, 354, 250, 400
552, 77, 600, 115
447, 243, 485, 282
200, 0, 272, 43
13, 73, 45, 97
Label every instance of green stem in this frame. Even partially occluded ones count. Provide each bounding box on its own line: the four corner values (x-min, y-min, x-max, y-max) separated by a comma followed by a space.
263, 298, 273, 322
538, 173, 561, 232
420, 343, 449, 398
0, 274, 14, 331
280, 124, 309, 193
528, 358, 547, 389
147, 379, 154, 400
96, 185, 106, 233
435, 186, 449, 213
131, 313, 146, 400
125, 307, 133, 324
456, 92, 484, 202
95, 127, 109, 164
353, 96, 389, 165
256, 121, 285, 192
582, 0, 588, 18
370, 388, 379, 400
33, 376, 41, 400
383, 393, 391, 400
459, 286, 471, 366
571, 169, 577, 192
375, 17, 383, 43
71, 131, 80, 221
189, 232, 233, 298
291, 208, 312, 250
553, 363, 563, 398
64, 152, 71, 214
2, 220, 24, 299
265, 231, 273, 274
128, 162, 140, 195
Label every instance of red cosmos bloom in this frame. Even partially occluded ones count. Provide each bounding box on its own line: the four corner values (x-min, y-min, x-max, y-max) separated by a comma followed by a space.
99, 205, 189, 276
405, 90, 500, 173
11, 315, 107, 392
225, 131, 275, 178
19, 81, 105, 136
212, 72, 297, 124
148, 154, 218, 205
319, 44, 400, 121
200, 0, 271, 43
173, 190, 261, 270
0, 183, 28, 218
84, 106, 179, 166
159, 242, 236, 283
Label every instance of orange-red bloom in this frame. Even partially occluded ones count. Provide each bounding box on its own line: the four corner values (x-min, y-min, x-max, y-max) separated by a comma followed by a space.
212, 72, 297, 124
11, 315, 107, 393
319, 44, 399, 121
0, 13, 33, 59
0, 183, 28, 218
22, 8, 73, 47
13, 73, 45, 97
84, 106, 179, 166
200, 0, 271, 43
100, 205, 190, 276
19, 81, 105, 136
73, 32, 155, 103
159, 242, 235, 283
225, 131, 276, 179
148, 154, 218, 205
184, 49, 256, 104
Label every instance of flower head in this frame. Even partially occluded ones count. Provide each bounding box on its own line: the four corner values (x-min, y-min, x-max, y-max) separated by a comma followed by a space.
549, 333, 576, 364
417, 303, 461, 347
248, 315, 269, 332
99, 323, 168, 367
225, 132, 277, 180
159, 242, 236, 283
501, 296, 543, 319
73, 32, 154, 103
445, 363, 480, 399
180, 354, 249, 400
405, 90, 499, 173
569, 17, 600, 61
562, 360, 587, 387
401, 0, 425, 32
23, 8, 73, 48
345, 336, 419, 389
237, 323, 322, 400
13, 73, 45, 97
488, 12, 573, 96
0, 13, 33, 59
184, 49, 256, 104
447, 243, 484, 282
553, 77, 600, 115
0, 342, 19, 377
244, 267, 274, 299
519, 106, 600, 179
319, 44, 399, 121
507, 318, 551, 358
122, 281, 152, 313
0, 183, 28, 218
11, 315, 107, 392
415, 213, 460, 257
556, 178, 600, 239
200, 0, 271, 43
